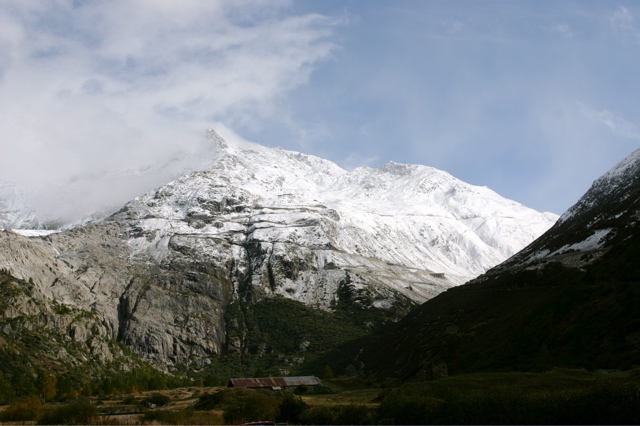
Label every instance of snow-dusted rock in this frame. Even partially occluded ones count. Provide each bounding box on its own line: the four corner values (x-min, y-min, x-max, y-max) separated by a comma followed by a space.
121, 130, 557, 308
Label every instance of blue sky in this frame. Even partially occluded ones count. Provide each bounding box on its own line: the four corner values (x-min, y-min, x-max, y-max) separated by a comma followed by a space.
1, 0, 639, 221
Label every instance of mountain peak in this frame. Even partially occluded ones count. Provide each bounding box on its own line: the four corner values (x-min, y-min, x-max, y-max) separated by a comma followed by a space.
558, 147, 640, 226
124, 133, 557, 297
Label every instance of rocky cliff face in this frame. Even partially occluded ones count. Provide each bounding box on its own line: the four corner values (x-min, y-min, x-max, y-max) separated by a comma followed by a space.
0, 266, 136, 375
0, 131, 557, 370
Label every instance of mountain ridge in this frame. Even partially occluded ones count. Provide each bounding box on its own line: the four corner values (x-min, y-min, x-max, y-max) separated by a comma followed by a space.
490, 147, 640, 273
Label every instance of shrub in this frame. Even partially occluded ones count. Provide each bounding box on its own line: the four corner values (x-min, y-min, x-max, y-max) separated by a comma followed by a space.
1, 396, 42, 422
195, 388, 253, 410
223, 392, 280, 425
298, 406, 337, 425
277, 392, 309, 424
143, 392, 171, 407
323, 364, 335, 380
37, 397, 97, 425
335, 404, 374, 425
121, 394, 138, 405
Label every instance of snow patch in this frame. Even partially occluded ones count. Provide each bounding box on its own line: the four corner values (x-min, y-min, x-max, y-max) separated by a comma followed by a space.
553, 228, 612, 255
3, 229, 59, 237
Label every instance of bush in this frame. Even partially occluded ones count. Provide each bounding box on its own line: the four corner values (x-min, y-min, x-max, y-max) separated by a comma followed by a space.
37, 398, 97, 425
195, 388, 254, 410
143, 392, 171, 407
0, 396, 42, 422
298, 406, 337, 425
277, 392, 309, 424
335, 404, 374, 425
223, 392, 279, 425
121, 394, 138, 405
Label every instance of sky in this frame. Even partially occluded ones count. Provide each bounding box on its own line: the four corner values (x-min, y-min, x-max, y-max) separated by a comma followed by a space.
1, 0, 639, 225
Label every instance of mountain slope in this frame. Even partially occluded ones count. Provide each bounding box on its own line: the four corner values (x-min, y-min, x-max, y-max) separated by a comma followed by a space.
0, 130, 556, 371
359, 148, 640, 379
497, 148, 640, 270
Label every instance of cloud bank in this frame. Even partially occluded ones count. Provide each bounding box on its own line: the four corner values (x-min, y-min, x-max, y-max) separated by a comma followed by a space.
0, 0, 339, 226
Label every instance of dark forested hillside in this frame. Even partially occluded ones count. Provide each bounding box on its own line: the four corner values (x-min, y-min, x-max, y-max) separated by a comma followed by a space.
360, 236, 640, 378
360, 149, 640, 379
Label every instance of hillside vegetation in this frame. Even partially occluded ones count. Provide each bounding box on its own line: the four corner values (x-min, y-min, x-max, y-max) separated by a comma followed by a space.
197, 281, 408, 381
360, 228, 640, 379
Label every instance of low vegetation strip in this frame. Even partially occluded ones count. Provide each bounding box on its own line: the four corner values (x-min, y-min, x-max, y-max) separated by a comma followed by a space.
1, 369, 638, 425
378, 375, 640, 425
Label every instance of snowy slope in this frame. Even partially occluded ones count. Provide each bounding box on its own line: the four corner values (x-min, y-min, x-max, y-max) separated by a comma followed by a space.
0, 182, 40, 229
494, 147, 640, 270
120, 130, 557, 308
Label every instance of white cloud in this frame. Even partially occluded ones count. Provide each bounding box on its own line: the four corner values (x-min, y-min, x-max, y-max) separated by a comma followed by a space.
442, 19, 465, 34
0, 0, 339, 225
552, 23, 573, 38
611, 6, 635, 32
578, 102, 640, 140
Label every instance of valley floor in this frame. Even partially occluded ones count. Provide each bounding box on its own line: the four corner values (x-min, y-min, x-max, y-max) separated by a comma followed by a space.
1, 368, 639, 425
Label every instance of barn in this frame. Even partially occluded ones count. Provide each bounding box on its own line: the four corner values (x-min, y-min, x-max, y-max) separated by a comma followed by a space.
227, 376, 322, 391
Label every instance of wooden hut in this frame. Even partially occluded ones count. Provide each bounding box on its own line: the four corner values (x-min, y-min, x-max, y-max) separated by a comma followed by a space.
227, 376, 322, 391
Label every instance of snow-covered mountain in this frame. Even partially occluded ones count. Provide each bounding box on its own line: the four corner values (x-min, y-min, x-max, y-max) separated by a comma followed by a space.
122, 129, 557, 307
0, 130, 557, 367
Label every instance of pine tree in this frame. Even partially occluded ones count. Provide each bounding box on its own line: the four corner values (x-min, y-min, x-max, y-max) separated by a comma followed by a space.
322, 365, 334, 380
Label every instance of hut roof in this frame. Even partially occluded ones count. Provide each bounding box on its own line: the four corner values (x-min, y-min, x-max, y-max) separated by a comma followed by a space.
228, 376, 321, 388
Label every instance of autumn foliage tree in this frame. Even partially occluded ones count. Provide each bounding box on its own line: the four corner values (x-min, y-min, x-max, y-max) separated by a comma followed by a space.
37, 373, 57, 402
0, 396, 42, 422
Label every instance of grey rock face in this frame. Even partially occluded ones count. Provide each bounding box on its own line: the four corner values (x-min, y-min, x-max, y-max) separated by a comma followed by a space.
0, 265, 122, 368
0, 221, 234, 369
